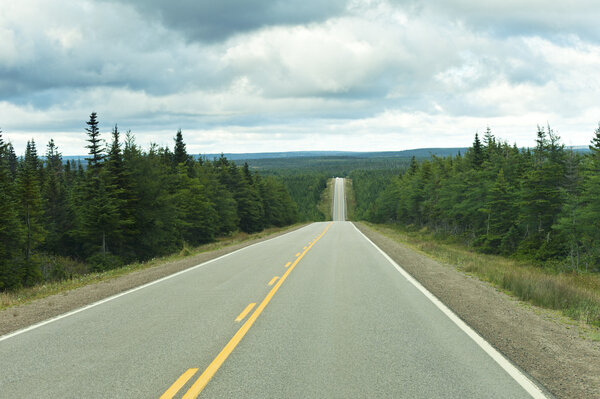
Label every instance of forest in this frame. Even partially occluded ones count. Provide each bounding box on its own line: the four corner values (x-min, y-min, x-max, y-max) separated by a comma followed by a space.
241, 150, 417, 222
0, 113, 299, 290
352, 124, 600, 272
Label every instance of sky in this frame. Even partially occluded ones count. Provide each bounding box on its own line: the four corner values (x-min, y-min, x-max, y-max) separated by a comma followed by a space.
1, 0, 599, 155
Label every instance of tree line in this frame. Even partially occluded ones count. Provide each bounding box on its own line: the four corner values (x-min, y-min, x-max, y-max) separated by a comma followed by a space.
353, 124, 600, 271
0, 113, 298, 290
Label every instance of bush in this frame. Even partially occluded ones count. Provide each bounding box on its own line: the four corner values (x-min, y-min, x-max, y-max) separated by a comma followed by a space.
87, 253, 123, 272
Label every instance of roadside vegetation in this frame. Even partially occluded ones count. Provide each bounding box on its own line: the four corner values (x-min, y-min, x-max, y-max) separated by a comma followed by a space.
0, 113, 299, 292
344, 178, 356, 221
350, 123, 600, 327
0, 223, 304, 311
317, 178, 334, 221
269, 172, 328, 222
365, 222, 600, 327
353, 124, 600, 271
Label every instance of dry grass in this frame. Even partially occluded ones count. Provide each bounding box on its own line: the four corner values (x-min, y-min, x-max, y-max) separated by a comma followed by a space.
366, 222, 600, 327
0, 224, 306, 311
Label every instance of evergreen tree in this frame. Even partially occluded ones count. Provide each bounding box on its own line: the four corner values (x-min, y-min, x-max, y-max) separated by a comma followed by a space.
105, 125, 136, 259
173, 129, 189, 167
483, 169, 516, 253
408, 156, 418, 175
470, 133, 484, 169
16, 140, 46, 285
85, 112, 104, 171
0, 131, 24, 289
571, 123, 600, 268
6, 142, 18, 178
42, 139, 69, 255
78, 114, 120, 268
172, 164, 217, 245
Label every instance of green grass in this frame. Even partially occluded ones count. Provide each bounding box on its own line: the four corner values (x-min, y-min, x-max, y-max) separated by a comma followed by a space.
0, 224, 306, 311
317, 178, 334, 221
365, 222, 600, 328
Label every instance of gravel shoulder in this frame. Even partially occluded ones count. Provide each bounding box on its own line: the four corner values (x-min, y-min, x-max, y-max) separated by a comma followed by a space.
355, 222, 600, 399
0, 224, 307, 337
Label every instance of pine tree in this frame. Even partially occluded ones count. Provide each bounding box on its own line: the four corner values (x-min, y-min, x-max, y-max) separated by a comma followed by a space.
6, 142, 18, 179
483, 127, 497, 161
105, 125, 136, 259
42, 139, 68, 254
85, 112, 104, 171
573, 123, 600, 268
483, 169, 516, 253
173, 129, 189, 167
470, 133, 484, 169
0, 131, 24, 289
172, 164, 217, 245
78, 114, 120, 267
408, 156, 418, 175
17, 140, 46, 285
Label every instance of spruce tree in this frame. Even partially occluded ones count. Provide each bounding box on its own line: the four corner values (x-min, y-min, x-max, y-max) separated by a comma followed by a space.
484, 169, 516, 253
85, 112, 104, 171
42, 139, 68, 255
573, 123, 600, 268
17, 140, 46, 285
173, 129, 188, 167
0, 132, 24, 289
105, 125, 136, 259
6, 142, 17, 179
470, 133, 484, 169
78, 114, 119, 267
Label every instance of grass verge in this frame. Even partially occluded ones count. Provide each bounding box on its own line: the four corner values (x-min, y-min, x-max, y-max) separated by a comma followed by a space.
0, 224, 306, 311
317, 178, 334, 221
364, 222, 600, 328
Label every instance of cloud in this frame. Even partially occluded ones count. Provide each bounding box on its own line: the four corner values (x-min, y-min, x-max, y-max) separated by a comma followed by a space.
1, 0, 599, 155
104, 0, 349, 43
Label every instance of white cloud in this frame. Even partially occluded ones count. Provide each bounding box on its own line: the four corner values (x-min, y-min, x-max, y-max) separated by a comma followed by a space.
1, 0, 599, 155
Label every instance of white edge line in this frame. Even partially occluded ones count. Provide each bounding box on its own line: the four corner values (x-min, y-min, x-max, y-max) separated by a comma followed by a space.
0, 223, 316, 343
351, 223, 549, 399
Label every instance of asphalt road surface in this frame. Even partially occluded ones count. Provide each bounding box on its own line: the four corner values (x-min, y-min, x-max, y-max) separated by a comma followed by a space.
0, 178, 548, 398
333, 177, 345, 221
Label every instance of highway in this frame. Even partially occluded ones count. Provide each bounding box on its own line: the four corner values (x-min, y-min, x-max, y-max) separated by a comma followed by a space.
0, 178, 547, 398
333, 177, 345, 221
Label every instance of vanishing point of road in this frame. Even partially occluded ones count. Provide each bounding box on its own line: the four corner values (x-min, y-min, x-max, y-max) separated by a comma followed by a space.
0, 177, 549, 398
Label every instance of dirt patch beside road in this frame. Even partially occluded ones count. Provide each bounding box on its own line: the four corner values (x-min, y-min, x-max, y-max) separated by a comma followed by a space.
355, 222, 600, 399
0, 224, 307, 337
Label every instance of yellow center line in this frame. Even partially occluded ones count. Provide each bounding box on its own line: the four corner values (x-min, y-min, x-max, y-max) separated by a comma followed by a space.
181, 223, 333, 399
303, 246, 307, 250
295, 252, 301, 257
234, 303, 256, 322
268, 276, 279, 286
159, 368, 199, 399
284, 261, 291, 268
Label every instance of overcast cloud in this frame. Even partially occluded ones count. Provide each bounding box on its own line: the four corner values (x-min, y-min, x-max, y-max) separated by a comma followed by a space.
1, 0, 599, 154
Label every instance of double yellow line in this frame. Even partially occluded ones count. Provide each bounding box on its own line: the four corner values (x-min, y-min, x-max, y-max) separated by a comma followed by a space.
160, 222, 333, 399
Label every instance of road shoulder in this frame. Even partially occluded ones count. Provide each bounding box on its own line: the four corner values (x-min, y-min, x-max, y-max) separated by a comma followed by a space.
0, 224, 309, 337
355, 222, 600, 399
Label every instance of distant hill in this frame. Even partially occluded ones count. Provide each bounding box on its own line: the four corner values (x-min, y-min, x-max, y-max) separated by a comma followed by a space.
62, 146, 589, 164
199, 148, 468, 161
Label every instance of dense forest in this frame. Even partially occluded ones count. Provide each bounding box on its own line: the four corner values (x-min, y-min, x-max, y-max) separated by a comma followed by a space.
242, 152, 415, 222
0, 113, 299, 290
353, 125, 600, 271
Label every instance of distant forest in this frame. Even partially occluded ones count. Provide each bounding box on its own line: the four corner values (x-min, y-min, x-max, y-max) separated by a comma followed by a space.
352, 124, 600, 271
0, 113, 299, 290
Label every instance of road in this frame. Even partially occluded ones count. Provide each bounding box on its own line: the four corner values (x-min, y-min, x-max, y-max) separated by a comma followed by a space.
333, 177, 345, 221
0, 178, 548, 398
